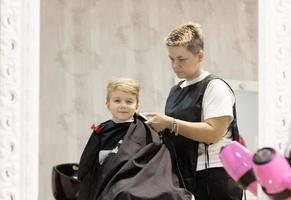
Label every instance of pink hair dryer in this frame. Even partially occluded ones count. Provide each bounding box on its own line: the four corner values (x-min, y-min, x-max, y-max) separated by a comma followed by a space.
253, 147, 291, 200
219, 141, 258, 195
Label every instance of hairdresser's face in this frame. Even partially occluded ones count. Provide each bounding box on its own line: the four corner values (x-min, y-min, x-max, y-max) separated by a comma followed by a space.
168, 46, 203, 80
107, 90, 138, 122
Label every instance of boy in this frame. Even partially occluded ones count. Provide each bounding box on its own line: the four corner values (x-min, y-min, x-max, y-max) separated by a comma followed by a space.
96, 77, 140, 164
77, 77, 193, 200
77, 77, 140, 200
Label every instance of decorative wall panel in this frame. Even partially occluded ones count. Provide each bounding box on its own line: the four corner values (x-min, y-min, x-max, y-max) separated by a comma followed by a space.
0, 0, 39, 199
0, 0, 21, 199
258, 0, 291, 198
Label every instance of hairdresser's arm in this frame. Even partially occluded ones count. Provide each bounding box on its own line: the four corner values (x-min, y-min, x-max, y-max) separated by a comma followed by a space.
145, 112, 232, 144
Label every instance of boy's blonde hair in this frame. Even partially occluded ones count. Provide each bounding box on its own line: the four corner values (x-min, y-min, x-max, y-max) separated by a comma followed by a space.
106, 77, 140, 103
165, 22, 204, 55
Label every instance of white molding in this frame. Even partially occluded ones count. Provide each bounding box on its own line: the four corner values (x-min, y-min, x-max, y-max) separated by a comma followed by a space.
258, 0, 291, 148
19, 0, 40, 199
0, 0, 22, 199
0, 0, 39, 199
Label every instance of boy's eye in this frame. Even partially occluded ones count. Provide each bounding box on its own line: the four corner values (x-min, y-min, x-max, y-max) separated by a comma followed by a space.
113, 99, 121, 103
126, 100, 133, 104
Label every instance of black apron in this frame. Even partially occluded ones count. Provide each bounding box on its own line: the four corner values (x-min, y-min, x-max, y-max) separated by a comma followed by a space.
164, 74, 239, 192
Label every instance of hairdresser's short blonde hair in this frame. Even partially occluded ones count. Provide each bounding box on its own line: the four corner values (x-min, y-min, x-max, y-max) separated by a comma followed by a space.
165, 22, 204, 55
106, 77, 140, 103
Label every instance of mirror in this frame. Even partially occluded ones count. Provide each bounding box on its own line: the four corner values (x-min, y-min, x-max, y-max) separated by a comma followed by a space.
39, 1, 259, 199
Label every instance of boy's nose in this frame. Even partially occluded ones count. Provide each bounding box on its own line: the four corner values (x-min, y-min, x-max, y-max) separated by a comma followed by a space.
120, 102, 127, 107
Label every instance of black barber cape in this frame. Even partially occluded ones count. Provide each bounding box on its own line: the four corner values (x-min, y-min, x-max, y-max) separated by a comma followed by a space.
77, 115, 193, 200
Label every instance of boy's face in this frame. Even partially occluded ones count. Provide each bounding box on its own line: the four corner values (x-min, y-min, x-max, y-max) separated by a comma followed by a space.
106, 90, 138, 121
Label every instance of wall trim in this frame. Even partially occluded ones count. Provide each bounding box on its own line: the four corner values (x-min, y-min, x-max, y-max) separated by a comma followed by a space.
0, 0, 39, 199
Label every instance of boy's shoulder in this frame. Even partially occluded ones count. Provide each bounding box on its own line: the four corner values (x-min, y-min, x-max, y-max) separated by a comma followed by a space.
90, 119, 133, 135
90, 120, 114, 134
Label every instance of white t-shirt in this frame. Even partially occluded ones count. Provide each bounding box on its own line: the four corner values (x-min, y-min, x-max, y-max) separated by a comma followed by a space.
180, 71, 235, 171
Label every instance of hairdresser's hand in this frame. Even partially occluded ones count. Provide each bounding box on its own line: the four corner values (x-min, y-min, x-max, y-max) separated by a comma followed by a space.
143, 112, 172, 133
